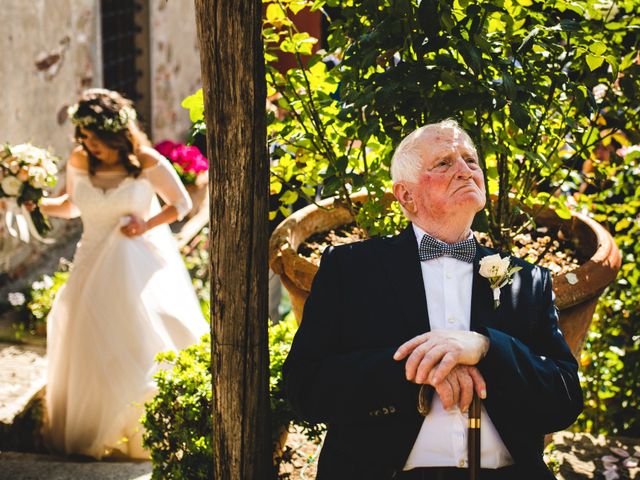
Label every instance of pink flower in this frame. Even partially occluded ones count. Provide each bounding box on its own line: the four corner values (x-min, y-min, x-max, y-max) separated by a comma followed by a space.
154, 140, 178, 158
171, 145, 208, 173
155, 141, 208, 176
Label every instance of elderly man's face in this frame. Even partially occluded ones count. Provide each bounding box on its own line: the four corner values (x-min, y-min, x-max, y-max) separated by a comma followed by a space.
406, 127, 486, 223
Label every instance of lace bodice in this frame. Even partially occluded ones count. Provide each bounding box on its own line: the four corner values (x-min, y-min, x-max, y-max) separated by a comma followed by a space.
66, 157, 192, 245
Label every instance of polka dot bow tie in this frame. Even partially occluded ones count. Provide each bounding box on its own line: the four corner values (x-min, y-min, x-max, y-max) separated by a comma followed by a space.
418, 233, 477, 263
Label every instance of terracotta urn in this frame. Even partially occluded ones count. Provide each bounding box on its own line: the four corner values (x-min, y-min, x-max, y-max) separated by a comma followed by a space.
268, 192, 621, 358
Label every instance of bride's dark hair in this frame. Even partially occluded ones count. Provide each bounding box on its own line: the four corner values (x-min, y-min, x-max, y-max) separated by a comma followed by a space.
71, 88, 151, 177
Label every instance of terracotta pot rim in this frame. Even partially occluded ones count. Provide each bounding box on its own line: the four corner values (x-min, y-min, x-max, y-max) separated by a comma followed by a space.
269, 193, 621, 311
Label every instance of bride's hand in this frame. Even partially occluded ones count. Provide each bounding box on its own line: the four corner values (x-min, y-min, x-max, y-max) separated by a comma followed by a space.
121, 215, 148, 237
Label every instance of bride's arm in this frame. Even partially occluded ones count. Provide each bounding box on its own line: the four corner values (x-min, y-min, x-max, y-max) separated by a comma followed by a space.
39, 193, 80, 219
31, 149, 85, 219
122, 146, 193, 236
39, 148, 85, 219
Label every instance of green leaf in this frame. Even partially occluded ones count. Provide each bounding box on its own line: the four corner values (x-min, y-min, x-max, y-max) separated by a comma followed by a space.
457, 40, 483, 74
510, 103, 531, 130
553, 200, 572, 220
310, 0, 326, 10
280, 190, 299, 205
586, 54, 605, 71
615, 218, 631, 231
181, 89, 204, 123
589, 42, 607, 56
266, 4, 286, 23
289, 1, 307, 15
559, 19, 581, 31
517, 27, 540, 54
605, 55, 619, 77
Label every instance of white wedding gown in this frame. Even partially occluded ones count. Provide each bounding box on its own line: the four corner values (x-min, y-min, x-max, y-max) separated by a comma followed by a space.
45, 159, 208, 459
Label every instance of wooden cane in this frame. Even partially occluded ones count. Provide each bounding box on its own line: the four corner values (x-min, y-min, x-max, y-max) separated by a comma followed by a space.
468, 392, 481, 480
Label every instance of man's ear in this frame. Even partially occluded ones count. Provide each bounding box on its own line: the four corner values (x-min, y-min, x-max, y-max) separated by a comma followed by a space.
393, 182, 417, 214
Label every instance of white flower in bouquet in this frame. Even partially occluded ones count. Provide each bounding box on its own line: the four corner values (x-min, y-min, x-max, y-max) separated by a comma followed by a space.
0, 142, 60, 242
11, 144, 39, 164
43, 158, 58, 176
1, 175, 23, 196
29, 166, 49, 189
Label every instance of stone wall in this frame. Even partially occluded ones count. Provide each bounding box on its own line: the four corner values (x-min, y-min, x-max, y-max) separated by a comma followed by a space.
0, 0, 99, 278
0, 0, 100, 159
0, 0, 202, 281
149, 0, 202, 144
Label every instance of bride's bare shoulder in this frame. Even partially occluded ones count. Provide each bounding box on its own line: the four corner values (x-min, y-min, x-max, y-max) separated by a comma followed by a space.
69, 147, 89, 171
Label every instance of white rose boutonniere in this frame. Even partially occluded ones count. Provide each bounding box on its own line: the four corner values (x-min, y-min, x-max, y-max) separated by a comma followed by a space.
479, 253, 522, 308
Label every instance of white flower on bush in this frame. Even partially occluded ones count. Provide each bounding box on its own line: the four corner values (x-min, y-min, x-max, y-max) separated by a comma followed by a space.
29, 166, 49, 189
32, 275, 54, 291
8, 292, 26, 306
1, 175, 23, 196
593, 83, 608, 103
479, 254, 511, 278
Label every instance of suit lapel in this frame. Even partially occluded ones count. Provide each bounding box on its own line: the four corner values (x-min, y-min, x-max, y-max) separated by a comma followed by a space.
470, 241, 499, 332
379, 225, 431, 338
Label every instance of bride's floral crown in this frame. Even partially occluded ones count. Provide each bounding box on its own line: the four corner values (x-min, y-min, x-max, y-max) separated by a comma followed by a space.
67, 103, 137, 133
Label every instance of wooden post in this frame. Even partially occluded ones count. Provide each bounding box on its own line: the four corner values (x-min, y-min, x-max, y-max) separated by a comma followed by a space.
193, 1, 271, 478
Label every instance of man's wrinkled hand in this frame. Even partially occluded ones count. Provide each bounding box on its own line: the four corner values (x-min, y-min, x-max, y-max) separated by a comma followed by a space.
430, 365, 486, 411
393, 330, 489, 385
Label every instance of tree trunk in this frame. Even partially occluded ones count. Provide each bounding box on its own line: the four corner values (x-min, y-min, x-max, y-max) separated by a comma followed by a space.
194, 1, 271, 478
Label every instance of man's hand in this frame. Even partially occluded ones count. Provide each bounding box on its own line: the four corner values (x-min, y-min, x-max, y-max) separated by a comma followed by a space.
430, 365, 486, 411
393, 330, 489, 385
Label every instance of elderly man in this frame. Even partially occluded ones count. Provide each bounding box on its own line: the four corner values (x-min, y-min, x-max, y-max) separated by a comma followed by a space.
283, 120, 583, 480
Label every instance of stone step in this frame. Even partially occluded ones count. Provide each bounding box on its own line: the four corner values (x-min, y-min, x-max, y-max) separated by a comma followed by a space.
0, 342, 47, 451
0, 452, 151, 480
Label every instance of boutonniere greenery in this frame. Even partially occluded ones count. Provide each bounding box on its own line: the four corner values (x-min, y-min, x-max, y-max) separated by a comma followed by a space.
478, 254, 522, 308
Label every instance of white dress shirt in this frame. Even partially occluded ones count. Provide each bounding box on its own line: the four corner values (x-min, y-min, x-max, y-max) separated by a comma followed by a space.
403, 225, 513, 470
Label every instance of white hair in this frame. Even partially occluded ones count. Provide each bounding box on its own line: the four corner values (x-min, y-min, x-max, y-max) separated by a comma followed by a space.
390, 119, 476, 183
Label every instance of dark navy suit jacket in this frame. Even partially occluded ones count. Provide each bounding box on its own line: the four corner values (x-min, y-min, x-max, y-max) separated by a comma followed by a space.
283, 225, 583, 480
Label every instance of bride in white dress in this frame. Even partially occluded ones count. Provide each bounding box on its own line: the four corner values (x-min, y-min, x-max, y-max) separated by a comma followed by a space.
37, 88, 208, 459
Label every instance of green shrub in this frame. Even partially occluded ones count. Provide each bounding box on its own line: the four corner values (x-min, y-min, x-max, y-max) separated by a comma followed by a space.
574, 146, 640, 436
143, 315, 321, 479
4, 271, 69, 340
142, 334, 213, 480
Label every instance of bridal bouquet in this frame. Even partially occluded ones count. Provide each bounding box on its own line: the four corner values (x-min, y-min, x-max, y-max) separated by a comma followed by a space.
154, 140, 208, 186
0, 143, 59, 241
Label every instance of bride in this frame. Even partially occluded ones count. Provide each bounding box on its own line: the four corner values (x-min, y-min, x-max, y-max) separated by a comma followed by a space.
36, 88, 209, 459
